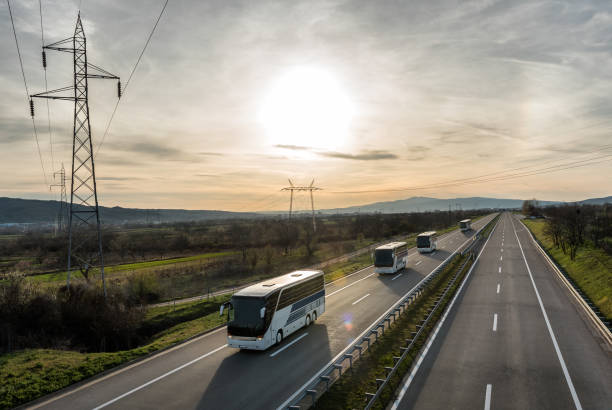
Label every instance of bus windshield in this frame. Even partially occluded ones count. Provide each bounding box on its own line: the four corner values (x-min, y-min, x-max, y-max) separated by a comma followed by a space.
374, 249, 394, 267
417, 236, 431, 248
228, 296, 266, 337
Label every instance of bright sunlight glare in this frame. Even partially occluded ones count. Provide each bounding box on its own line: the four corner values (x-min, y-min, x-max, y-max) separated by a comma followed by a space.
259, 66, 353, 151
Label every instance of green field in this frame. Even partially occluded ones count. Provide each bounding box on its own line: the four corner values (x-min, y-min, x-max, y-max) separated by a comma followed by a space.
0, 295, 230, 409
523, 219, 612, 320
28, 250, 237, 283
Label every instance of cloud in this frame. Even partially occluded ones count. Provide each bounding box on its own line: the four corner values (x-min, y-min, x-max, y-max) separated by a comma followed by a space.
319, 150, 398, 161
275, 144, 311, 151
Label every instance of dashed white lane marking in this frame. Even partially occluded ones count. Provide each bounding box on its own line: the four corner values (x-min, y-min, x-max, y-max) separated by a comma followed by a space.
500, 255, 503, 261
484, 384, 492, 410
415, 260, 422, 266
498, 266, 501, 274
493, 314, 498, 331
270, 332, 309, 358
391, 273, 403, 281
326, 272, 377, 297
352, 293, 371, 305
92, 344, 228, 409
496, 284, 500, 294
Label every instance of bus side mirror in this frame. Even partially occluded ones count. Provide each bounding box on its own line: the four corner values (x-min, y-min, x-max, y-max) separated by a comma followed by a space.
220, 302, 232, 317
260, 307, 266, 319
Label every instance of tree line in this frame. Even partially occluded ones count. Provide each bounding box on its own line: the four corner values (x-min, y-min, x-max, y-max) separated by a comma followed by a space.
523, 200, 612, 260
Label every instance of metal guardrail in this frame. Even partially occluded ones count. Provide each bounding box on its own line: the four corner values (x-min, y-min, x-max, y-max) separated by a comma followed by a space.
283, 217, 497, 409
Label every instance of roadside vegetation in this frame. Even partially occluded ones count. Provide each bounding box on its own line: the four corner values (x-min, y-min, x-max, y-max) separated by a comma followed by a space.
0, 281, 230, 409
1, 211, 487, 302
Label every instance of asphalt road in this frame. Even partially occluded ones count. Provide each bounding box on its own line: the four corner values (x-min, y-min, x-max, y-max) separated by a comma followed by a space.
29, 215, 495, 410
392, 212, 612, 410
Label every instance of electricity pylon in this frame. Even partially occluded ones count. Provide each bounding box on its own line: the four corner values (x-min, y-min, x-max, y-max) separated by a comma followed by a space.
281, 179, 322, 231
49, 163, 68, 234
30, 13, 121, 296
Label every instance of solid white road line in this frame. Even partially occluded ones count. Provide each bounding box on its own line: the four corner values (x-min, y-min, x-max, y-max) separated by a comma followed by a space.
352, 293, 371, 305
493, 314, 498, 331
270, 333, 309, 358
392, 273, 403, 281
326, 272, 377, 297
415, 260, 422, 266
92, 344, 228, 410
484, 384, 492, 410
390, 218, 499, 410
496, 284, 500, 294
511, 218, 583, 410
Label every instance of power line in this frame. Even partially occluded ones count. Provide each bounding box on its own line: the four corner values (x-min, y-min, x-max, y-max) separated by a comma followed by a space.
7, 0, 48, 186
330, 145, 612, 195
39, 0, 55, 171
94, 0, 169, 158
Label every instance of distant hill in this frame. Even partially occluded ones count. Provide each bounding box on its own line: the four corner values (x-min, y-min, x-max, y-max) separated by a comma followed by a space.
1, 195, 610, 224
317, 195, 612, 215
0, 197, 256, 224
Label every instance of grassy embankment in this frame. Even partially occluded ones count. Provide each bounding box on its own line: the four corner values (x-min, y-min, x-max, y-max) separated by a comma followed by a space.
0, 294, 230, 409
522, 219, 612, 321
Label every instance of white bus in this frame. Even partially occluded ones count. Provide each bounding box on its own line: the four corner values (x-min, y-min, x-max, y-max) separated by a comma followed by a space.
374, 242, 408, 274
417, 231, 437, 253
459, 219, 472, 232
220, 269, 325, 350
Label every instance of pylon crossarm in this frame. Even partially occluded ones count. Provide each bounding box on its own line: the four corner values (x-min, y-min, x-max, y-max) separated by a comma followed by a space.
44, 36, 74, 52
87, 62, 119, 80
30, 85, 77, 101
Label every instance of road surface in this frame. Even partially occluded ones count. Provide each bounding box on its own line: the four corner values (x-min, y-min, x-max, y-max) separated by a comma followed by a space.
29, 215, 495, 410
392, 212, 612, 410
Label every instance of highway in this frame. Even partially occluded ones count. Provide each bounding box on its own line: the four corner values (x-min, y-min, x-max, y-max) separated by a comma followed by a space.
392, 212, 612, 410
29, 215, 495, 410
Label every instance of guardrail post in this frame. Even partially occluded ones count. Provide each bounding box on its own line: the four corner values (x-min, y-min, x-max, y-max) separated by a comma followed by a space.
320, 375, 331, 391
344, 353, 353, 368
333, 363, 343, 376
362, 336, 371, 348
306, 389, 317, 404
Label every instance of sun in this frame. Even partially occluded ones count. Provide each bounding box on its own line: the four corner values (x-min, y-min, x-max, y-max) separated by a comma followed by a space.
259, 66, 353, 151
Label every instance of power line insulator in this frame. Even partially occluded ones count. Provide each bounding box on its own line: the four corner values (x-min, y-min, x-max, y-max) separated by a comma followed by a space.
29, 99, 35, 117
42, 51, 47, 69
117, 81, 122, 98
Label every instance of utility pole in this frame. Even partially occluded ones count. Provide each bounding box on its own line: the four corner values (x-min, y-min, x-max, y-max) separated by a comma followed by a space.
30, 13, 120, 296
281, 179, 322, 231
49, 163, 68, 234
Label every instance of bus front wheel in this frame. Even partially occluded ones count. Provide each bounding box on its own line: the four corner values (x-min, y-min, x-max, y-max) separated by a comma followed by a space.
276, 330, 283, 345
313, 311, 317, 321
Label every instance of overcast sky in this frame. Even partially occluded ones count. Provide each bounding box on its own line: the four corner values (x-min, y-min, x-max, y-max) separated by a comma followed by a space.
1, 0, 611, 211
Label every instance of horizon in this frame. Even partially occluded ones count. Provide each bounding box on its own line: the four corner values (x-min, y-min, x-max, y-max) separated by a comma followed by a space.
2, 1, 612, 212
2, 193, 609, 213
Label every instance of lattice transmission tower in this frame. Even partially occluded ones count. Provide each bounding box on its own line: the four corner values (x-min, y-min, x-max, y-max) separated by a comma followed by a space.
281, 179, 322, 231
30, 13, 121, 295
49, 163, 69, 234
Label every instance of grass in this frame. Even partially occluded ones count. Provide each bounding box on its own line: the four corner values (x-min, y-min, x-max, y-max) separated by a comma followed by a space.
0, 296, 230, 409
523, 219, 612, 320
28, 251, 237, 283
